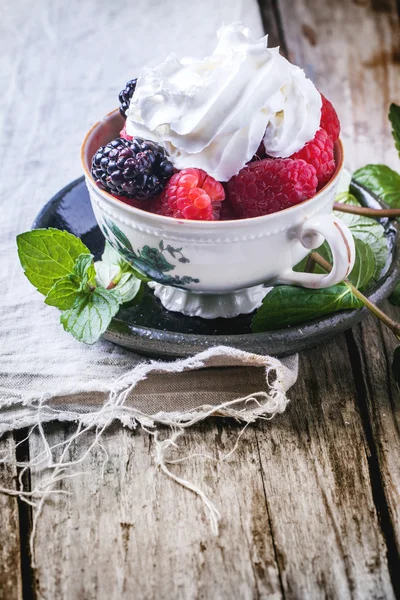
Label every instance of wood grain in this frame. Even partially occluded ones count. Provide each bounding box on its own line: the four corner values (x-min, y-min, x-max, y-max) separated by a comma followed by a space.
0, 434, 22, 600
274, 0, 400, 594
29, 421, 282, 600
28, 339, 396, 599
257, 338, 395, 599
350, 304, 400, 582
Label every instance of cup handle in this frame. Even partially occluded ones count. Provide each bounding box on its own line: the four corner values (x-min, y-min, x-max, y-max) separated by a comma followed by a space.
278, 214, 356, 289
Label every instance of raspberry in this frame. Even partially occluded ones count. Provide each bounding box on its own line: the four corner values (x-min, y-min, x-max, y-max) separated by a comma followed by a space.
289, 128, 335, 188
219, 197, 237, 220
157, 168, 225, 220
113, 194, 157, 213
320, 94, 340, 142
227, 159, 318, 218
120, 122, 133, 141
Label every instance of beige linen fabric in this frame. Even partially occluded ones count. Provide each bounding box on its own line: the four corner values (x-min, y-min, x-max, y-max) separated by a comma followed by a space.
0, 345, 298, 433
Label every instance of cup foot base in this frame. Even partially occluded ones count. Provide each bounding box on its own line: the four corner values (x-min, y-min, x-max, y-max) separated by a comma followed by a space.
148, 283, 270, 319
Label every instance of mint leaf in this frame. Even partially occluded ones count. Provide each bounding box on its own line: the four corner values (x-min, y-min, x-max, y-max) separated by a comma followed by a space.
109, 272, 141, 303
17, 230, 124, 344
251, 284, 363, 332
95, 242, 142, 302
73, 253, 96, 287
95, 243, 126, 289
45, 276, 81, 310
100, 242, 128, 270
45, 253, 96, 310
347, 238, 376, 290
389, 103, 400, 158
353, 165, 400, 207
334, 193, 388, 281
60, 288, 120, 344
17, 229, 90, 295
99, 242, 150, 284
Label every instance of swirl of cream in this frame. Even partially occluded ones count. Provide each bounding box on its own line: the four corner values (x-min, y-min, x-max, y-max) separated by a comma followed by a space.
126, 23, 321, 181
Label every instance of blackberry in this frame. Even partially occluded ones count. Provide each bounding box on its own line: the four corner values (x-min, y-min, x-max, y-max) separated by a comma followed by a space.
91, 137, 174, 200
119, 79, 137, 117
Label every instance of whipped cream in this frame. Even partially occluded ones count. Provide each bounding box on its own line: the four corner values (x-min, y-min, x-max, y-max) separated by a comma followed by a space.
126, 24, 321, 181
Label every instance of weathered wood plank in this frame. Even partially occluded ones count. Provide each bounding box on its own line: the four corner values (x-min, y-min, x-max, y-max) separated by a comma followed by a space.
257, 337, 395, 599
29, 416, 282, 600
0, 434, 22, 600
351, 304, 400, 579
273, 0, 400, 594
276, 0, 400, 172
28, 338, 396, 599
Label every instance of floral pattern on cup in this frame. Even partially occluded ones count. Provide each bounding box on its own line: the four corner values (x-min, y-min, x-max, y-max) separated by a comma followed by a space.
101, 219, 200, 287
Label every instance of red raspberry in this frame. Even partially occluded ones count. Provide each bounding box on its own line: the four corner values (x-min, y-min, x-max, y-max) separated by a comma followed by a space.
157, 168, 225, 220
114, 194, 157, 212
120, 122, 133, 141
227, 158, 318, 219
290, 128, 335, 188
320, 94, 340, 142
219, 197, 237, 220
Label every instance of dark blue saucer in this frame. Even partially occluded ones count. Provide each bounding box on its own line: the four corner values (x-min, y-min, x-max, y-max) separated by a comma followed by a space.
33, 178, 399, 357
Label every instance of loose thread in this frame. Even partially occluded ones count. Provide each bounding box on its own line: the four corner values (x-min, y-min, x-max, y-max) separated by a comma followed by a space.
153, 430, 221, 535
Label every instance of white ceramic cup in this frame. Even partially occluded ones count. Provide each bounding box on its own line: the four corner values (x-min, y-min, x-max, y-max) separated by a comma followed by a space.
82, 111, 355, 319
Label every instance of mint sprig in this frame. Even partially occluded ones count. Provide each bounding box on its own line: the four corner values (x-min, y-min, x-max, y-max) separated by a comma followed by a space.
60, 287, 121, 345
73, 253, 97, 286
16, 228, 90, 294
45, 276, 81, 310
95, 243, 141, 303
17, 231, 141, 344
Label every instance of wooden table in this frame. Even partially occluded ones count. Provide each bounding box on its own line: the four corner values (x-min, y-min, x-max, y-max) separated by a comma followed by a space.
1, 1, 400, 598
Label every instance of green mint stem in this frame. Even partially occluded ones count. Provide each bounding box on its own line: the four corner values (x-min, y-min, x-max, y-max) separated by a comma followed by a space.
310, 251, 400, 341
106, 267, 127, 290
333, 202, 400, 218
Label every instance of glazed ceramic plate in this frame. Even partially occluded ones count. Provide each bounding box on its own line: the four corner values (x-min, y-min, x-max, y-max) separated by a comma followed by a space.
33, 178, 399, 358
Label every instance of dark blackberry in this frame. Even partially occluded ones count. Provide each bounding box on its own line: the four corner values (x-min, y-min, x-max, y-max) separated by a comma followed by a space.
119, 79, 137, 117
91, 137, 174, 200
